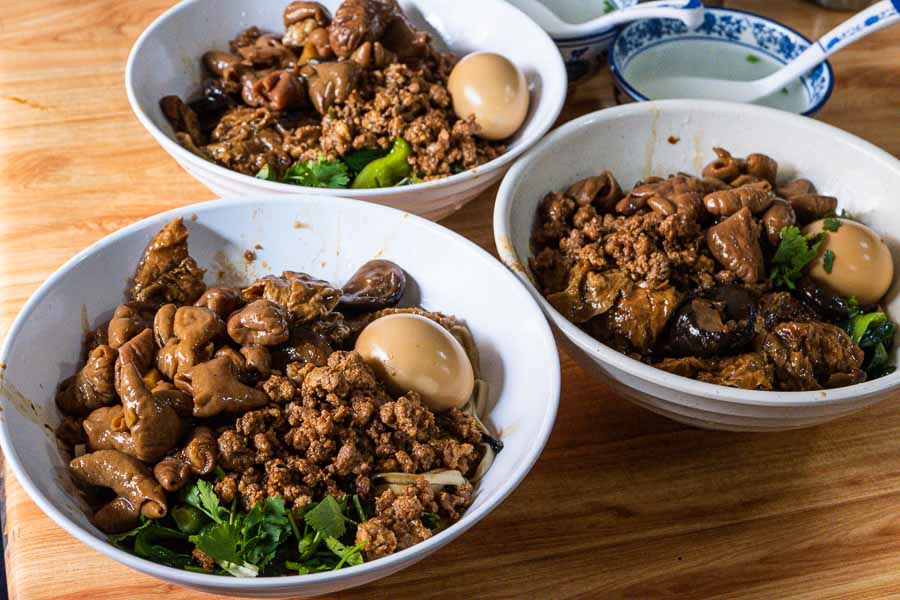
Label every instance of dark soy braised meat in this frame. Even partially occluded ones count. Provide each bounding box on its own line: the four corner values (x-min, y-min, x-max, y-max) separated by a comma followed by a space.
159, 0, 505, 182
56, 217, 493, 575
530, 147, 893, 391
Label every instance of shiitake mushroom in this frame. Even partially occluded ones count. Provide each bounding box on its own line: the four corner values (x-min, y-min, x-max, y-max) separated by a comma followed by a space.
794, 276, 850, 321
339, 259, 406, 311
667, 286, 758, 358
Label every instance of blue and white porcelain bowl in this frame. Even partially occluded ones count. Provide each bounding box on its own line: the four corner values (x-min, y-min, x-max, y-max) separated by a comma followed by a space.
506, 0, 639, 83
609, 8, 835, 115
553, 0, 639, 82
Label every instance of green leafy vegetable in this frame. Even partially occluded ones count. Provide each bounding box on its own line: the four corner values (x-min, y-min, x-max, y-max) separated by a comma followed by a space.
352, 494, 367, 523
866, 342, 893, 378
303, 495, 347, 539
746, 54, 761, 64
283, 156, 351, 189
769, 226, 824, 290
823, 249, 835, 273
343, 148, 388, 175
241, 497, 290, 568
843, 304, 897, 380
255, 164, 278, 181
134, 524, 192, 568
184, 479, 228, 524
115, 488, 375, 577
603, 0, 616, 13
324, 537, 367, 569
850, 311, 887, 344
823, 217, 842, 232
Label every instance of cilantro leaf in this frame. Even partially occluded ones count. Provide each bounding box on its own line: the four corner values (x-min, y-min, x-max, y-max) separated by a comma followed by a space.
283, 157, 350, 189
823, 249, 835, 273
190, 521, 243, 565
302, 496, 347, 539
352, 494, 367, 523
108, 517, 152, 545
184, 479, 228, 524
241, 497, 291, 568
769, 226, 824, 290
823, 218, 842, 232
324, 537, 367, 569
343, 148, 387, 175
746, 54, 761, 64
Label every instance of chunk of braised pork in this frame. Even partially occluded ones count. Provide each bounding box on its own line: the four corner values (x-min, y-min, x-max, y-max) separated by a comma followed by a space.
116, 356, 182, 463
69, 449, 167, 533
761, 199, 797, 246
153, 427, 217, 492
242, 271, 340, 322
227, 299, 290, 345
328, 0, 398, 58
703, 185, 775, 217
131, 218, 206, 306
762, 321, 865, 390
565, 171, 622, 211
107, 302, 156, 349
156, 306, 225, 379
706, 207, 765, 284
175, 356, 269, 417
56, 345, 118, 416
788, 194, 838, 225
194, 287, 244, 319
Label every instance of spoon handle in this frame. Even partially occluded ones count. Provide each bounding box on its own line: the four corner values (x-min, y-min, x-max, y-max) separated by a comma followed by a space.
561, 0, 705, 37
761, 0, 899, 94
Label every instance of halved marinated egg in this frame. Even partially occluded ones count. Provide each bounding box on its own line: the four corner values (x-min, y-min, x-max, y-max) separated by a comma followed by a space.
804, 218, 894, 305
447, 52, 529, 141
354, 313, 475, 411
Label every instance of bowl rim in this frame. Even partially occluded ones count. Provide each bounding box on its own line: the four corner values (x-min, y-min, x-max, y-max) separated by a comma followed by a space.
541, 0, 640, 42
123, 0, 567, 199
0, 194, 561, 590
607, 6, 835, 117
493, 99, 900, 408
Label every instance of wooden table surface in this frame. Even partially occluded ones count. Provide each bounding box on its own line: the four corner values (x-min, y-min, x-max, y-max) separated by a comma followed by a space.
1, 1, 899, 598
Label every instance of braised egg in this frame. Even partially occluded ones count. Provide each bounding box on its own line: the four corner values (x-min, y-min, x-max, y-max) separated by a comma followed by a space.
447, 52, 529, 141
354, 313, 475, 411
804, 218, 894, 305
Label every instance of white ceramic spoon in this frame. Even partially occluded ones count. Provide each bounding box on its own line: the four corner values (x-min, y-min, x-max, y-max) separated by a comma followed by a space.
509, 0, 705, 37
648, 0, 900, 102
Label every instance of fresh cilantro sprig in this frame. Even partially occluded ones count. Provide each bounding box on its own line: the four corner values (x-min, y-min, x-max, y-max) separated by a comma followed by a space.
255, 156, 350, 189
110, 480, 375, 577
283, 156, 350, 188
770, 226, 825, 290
823, 218, 842, 232
823, 249, 836, 273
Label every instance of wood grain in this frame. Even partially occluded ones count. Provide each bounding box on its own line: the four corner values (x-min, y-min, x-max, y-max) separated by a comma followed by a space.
1, 1, 899, 598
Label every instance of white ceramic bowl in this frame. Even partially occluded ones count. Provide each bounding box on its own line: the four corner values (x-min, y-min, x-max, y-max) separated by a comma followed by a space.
494, 100, 900, 432
0, 196, 560, 597
125, 0, 567, 221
